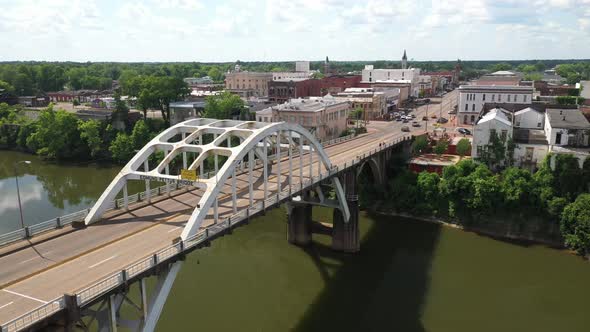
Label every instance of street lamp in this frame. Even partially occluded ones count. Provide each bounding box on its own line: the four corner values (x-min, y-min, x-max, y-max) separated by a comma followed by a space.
14, 160, 31, 229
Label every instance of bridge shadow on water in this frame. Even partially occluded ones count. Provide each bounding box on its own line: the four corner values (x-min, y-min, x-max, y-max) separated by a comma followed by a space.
294, 210, 442, 332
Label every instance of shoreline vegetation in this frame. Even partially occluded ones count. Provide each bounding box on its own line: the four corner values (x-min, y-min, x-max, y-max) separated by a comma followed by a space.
358, 155, 590, 257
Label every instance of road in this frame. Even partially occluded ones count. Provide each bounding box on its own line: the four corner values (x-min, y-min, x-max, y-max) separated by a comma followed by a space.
0, 118, 412, 325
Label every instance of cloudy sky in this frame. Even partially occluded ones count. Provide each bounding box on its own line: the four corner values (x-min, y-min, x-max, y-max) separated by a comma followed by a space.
1, 0, 589, 62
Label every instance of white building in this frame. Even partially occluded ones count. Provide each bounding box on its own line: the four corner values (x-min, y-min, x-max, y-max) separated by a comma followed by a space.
472, 106, 590, 169
472, 108, 513, 158
295, 61, 310, 72
457, 85, 533, 125
361, 65, 421, 97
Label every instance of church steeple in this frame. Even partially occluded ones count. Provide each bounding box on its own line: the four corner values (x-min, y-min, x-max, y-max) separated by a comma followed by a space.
401, 50, 408, 69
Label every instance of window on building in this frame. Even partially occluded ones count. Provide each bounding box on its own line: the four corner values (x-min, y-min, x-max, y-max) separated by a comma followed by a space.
514, 95, 517, 102
516, 121, 521, 127
471, 115, 475, 124
490, 129, 496, 138
524, 95, 528, 103
472, 104, 475, 111
498, 94, 502, 102
501, 130, 508, 140
508, 95, 511, 102
483, 94, 486, 101
492, 94, 495, 102
556, 132, 562, 144
465, 104, 468, 111
464, 115, 468, 123
537, 122, 542, 127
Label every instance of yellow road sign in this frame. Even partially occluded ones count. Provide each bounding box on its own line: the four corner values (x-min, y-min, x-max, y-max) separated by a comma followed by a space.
180, 169, 198, 181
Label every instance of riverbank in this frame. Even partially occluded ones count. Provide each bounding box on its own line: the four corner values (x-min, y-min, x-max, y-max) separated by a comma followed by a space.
374, 209, 565, 248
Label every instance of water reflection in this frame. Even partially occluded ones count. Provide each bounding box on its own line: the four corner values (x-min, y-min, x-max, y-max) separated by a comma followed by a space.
0, 151, 120, 233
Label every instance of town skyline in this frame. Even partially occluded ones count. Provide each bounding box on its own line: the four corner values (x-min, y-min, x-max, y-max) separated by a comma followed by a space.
1, 0, 589, 62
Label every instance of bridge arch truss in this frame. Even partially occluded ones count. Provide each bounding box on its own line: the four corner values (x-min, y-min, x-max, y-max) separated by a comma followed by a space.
85, 118, 350, 240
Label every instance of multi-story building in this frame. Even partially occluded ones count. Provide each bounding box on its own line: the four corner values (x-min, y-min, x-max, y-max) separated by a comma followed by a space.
332, 87, 400, 120
225, 69, 273, 98
255, 97, 351, 140
268, 78, 315, 103
361, 65, 421, 97
457, 85, 533, 125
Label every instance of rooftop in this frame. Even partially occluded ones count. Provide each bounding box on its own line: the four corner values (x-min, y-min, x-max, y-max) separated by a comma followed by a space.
258, 97, 348, 114
478, 108, 512, 126
459, 85, 533, 92
546, 108, 590, 129
409, 154, 462, 167
490, 70, 516, 76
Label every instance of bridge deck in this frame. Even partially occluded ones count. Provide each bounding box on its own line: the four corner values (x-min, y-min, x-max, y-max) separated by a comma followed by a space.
0, 122, 407, 325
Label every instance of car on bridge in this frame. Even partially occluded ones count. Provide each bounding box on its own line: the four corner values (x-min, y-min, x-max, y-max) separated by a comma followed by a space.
457, 127, 472, 135
412, 121, 420, 127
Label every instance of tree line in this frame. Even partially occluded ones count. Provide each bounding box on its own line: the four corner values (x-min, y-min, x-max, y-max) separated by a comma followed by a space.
1, 59, 589, 97
359, 153, 590, 256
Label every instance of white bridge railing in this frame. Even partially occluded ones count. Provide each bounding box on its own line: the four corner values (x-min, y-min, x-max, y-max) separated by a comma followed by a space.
0, 135, 409, 332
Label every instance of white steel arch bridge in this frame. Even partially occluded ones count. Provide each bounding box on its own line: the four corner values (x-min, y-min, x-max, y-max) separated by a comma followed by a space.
85, 118, 350, 240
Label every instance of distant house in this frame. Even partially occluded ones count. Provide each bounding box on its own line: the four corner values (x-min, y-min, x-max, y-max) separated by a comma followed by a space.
18, 94, 50, 107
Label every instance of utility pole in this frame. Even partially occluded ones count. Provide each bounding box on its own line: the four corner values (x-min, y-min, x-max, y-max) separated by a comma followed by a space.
14, 160, 31, 230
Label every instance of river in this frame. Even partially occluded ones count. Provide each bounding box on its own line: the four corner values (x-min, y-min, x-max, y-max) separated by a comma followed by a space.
1, 150, 590, 331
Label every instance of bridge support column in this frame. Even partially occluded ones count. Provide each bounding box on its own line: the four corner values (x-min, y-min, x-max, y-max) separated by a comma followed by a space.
286, 201, 312, 246
332, 170, 360, 252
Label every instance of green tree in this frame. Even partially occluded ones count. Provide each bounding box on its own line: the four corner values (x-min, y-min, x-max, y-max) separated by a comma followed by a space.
455, 138, 471, 158
412, 135, 428, 155
26, 107, 84, 159
78, 120, 103, 158
500, 167, 532, 209
560, 193, 590, 255
524, 73, 543, 81
109, 132, 135, 163
131, 119, 151, 150
434, 139, 449, 155
203, 92, 245, 119
0, 80, 14, 92
490, 63, 512, 72
553, 154, 582, 199
207, 67, 223, 82
138, 76, 190, 125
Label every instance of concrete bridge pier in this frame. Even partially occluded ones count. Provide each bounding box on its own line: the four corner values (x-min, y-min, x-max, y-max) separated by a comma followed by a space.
286, 199, 313, 246
332, 169, 360, 252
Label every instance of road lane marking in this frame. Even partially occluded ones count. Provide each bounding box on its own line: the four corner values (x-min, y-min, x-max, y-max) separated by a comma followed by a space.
18, 251, 52, 265
167, 227, 183, 233
0, 301, 13, 309
88, 255, 118, 269
2, 289, 48, 304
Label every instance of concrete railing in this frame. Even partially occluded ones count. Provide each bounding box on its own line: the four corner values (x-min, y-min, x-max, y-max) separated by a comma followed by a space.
0, 135, 412, 332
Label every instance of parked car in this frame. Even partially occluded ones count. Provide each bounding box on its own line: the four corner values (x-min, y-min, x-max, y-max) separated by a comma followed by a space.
412, 121, 420, 127
395, 117, 402, 121
422, 116, 428, 121
401, 126, 410, 132
437, 117, 449, 124
402, 119, 409, 123
410, 114, 416, 118
431, 114, 437, 119
457, 128, 472, 135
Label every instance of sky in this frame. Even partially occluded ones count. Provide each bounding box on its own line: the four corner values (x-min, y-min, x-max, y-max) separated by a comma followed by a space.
0, 0, 589, 62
